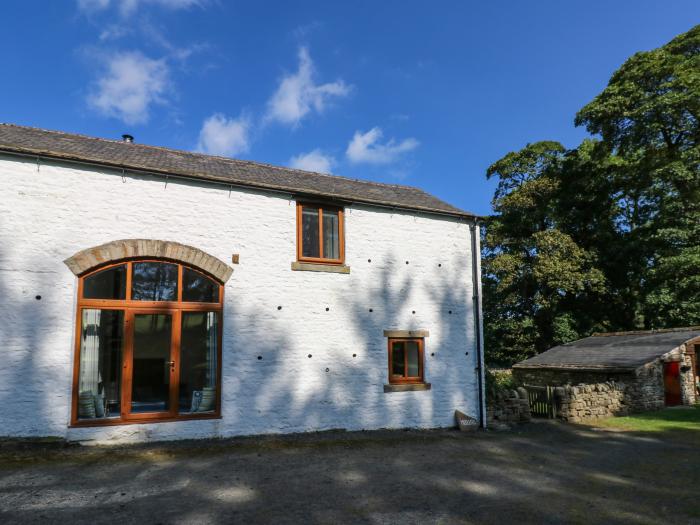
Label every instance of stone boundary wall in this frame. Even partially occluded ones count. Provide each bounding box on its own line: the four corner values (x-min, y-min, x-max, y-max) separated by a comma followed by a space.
555, 382, 629, 422
487, 388, 531, 427
513, 359, 667, 422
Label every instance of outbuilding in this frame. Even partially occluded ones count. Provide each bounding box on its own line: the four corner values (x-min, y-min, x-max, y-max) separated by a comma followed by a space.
0, 124, 485, 443
512, 328, 699, 422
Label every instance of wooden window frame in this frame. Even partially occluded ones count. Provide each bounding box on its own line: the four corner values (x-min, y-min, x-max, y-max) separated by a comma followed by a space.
387, 338, 425, 384
296, 202, 345, 265
70, 258, 224, 427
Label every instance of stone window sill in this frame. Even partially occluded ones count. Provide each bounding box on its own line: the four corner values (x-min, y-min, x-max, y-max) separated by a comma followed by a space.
384, 383, 431, 393
291, 261, 350, 274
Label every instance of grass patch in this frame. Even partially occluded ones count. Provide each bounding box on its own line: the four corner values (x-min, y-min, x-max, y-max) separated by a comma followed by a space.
594, 405, 700, 432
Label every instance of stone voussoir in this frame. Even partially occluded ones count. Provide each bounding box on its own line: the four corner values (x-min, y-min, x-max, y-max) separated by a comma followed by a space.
64, 239, 234, 282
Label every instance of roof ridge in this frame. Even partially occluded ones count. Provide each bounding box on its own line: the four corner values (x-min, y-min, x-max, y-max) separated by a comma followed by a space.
0, 122, 429, 194
591, 326, 700, 337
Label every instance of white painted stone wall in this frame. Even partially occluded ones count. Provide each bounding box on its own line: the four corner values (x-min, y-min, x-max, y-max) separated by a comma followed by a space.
0, 154, 482, 443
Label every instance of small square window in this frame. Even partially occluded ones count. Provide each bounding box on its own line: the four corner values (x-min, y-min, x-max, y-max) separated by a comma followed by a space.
297, 203, 344, 264
388, 338, 425, 384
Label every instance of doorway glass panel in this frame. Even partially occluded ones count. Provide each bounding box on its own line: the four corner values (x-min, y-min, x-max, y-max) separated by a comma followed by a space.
77, 309, 123, 419
179, 312, 218, 413
131, 313, 172, 413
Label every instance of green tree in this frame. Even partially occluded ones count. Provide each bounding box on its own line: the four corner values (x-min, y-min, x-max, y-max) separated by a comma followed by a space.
484, 25, 700, 365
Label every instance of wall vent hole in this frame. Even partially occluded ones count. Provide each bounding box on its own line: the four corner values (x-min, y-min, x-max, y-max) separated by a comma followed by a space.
35, 295, 42, 300
308, 354, 312, 358
405, 261, 409, 265
277, 306, 282, 310
325, 368, 329, 372
325, 307, 329, 311
352, 353, 357, 358
431, 352, 435, 357
438, 263, 442, 267
257, 356, 263, 360
448, 310, 452, 314
369, 308, 373, 312
412, 310, 416, 314
368, 259, 372, 263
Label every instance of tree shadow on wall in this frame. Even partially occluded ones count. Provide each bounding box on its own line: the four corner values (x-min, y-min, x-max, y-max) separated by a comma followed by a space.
0, 246, 62, 437
232, 248, 475, 435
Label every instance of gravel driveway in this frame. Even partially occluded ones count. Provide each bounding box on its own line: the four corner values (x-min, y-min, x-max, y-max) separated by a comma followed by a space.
0, 421, 698, 524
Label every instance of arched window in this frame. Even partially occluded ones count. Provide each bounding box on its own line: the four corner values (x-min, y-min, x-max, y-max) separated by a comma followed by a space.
72, 259, 223, 426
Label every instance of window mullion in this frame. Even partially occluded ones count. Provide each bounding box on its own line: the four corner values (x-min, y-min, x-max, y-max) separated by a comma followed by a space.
318, 207, 324, 259
126, 262, 133, 301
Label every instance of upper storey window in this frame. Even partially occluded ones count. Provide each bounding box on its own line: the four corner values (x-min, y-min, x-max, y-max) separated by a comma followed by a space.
296, 202, 344, 264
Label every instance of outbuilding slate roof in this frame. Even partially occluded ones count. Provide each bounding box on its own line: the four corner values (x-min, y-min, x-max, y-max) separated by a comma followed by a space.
513, 328, 700, 371
0, 123, 475, 219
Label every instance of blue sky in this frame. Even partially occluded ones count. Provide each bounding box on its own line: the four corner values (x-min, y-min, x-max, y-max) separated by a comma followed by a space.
2, 1, 698, 216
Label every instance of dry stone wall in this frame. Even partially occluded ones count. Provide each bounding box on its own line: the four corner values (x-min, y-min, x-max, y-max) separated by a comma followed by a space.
513, 359, 667, 422
486, 388, 531, 427
555, 382, 629, 422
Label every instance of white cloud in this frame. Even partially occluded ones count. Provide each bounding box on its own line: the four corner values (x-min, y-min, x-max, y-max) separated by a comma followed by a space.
265, 47, 351, 127
346, 127, 419, 165
77, 0, 110, 11
99, 24, 130, 41
289, 149, 335, 173
78, 0, 203, 16
87, 51, 169, 125
196, 113, 251, 157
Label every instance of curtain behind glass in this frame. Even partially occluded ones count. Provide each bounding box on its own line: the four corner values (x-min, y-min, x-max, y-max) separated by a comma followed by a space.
322, 209, 340, 259
78, 309, 123, 419
179, 312, 218, 413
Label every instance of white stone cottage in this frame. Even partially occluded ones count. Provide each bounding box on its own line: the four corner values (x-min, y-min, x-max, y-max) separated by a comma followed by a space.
0, 124, 484, 443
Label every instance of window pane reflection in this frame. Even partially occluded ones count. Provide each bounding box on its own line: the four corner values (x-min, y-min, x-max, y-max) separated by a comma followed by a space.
78, 309, 123, 419
132, 262, 178, 301
392, 342, 405, 376
323, 209, 340, 259
83, 265, 126, 300
182, 267, 219, 303
406, 341, 420, 377
302, 207, 320, 258
179, 312, 218, 413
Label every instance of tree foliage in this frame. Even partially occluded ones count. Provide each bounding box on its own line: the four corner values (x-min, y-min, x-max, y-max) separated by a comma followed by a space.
484, 25, 700, 366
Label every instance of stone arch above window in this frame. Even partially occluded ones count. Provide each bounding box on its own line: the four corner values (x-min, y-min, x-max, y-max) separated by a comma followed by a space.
64, 239, 233, 283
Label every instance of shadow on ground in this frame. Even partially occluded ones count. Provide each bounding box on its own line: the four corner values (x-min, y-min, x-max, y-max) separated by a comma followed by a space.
1, 420, 699, 524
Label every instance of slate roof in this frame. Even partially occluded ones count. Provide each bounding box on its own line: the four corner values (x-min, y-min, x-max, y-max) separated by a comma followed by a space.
513, 328, 700, 371
0, 123, 475, 218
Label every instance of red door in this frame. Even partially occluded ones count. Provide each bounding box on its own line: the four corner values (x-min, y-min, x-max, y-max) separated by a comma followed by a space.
664, 362, 682, 406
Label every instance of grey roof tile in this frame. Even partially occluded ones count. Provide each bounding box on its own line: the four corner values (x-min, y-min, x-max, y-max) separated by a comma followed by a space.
513, 328, 700, 370
0, 123, 475, 218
